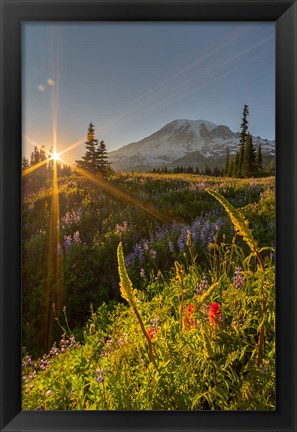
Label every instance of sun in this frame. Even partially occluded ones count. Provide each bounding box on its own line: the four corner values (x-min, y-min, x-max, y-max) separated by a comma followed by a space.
51, 152, 61, 161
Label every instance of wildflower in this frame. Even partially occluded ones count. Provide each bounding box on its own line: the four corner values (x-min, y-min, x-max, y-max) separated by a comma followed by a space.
147, 327, 156, 339
194, 275, 209, 295
117, 333, 128, 345
150, 249, 157, 260
95, 369, 104, 383
177, 233, 186, 253
61, 210, 81, 228
63, 234, 72, 250
73, 231, 82, 244
140, 268, 146, 278
151, 318, 160, 327
168, 241, 175, 253
184, 304, 196, 330
232, 267, 244, 289
209, 302, 223, 326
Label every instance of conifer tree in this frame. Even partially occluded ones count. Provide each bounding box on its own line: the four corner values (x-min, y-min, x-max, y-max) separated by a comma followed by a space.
22, 157, 29, 170
30, 146, 40, 166
39, 146, 47, 162
224, 148, 230, 177
256, 143, 263, 171
228, 159, 234, 177
76, 122, 99, 173
242, 133, 257, 178
95, 140, 111, 175
238, 104, 249, 176
233, 153, 240, 177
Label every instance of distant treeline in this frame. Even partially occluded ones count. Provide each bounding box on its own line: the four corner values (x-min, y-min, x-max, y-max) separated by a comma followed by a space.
150, 165, 224, 176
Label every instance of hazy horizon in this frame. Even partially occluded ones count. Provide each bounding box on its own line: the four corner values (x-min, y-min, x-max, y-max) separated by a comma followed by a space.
23, 22, 275, 163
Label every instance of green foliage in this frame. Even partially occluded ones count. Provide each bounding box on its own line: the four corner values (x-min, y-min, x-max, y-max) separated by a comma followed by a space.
22, 173, 275, 355
206, 189, 258, 255
22, 243, 275, 410
22, 186, 275, 410
117, 242, 138, 305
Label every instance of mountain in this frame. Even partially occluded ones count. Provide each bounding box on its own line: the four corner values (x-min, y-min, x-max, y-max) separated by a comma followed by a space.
108, 119, 275, 171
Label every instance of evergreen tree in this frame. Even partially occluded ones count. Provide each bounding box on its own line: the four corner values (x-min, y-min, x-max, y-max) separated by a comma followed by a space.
224, 148, 230, 177
31, 146, 40, 166
256, 143, 263, 171
22, 157, 29, 170
76, 122, 99, 173
213, 166, 219, 177
233, 153, 240, 177
228, 159, 234, 177
239, 104, 249, 176
95, 140, 111, 175
39, 145, 47, 162
47, 146, 54, 174
242, 134, 257, 178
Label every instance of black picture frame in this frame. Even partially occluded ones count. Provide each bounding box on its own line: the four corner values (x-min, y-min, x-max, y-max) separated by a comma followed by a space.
0, 0, 296, 431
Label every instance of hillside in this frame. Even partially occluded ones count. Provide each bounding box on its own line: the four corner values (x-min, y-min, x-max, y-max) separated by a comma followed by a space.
22, 175, 276, 410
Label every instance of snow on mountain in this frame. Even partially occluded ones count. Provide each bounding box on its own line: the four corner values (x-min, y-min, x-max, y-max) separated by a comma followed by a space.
108, 119, 275, 171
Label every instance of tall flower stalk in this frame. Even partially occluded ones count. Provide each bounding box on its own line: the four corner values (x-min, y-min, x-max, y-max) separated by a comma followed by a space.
206, 189, 266, 367
117, 242, 156, 367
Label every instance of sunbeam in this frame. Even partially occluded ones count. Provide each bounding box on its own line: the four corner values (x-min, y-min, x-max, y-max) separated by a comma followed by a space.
73, 166, 176, 226
22, 158, 50, 176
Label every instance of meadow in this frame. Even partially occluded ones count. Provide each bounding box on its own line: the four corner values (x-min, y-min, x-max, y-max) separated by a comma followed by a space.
22, 172, 275, 410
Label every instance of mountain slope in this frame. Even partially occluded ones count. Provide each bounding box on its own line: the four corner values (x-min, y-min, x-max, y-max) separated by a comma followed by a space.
109, 119, 275, 171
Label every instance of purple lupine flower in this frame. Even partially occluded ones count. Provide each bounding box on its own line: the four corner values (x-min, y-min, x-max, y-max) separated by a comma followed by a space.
95, 369, 104, 383
232, 267, 244, 289
73, 231, 82, 244
63, 234, 72, 250
61, 210, 81, 228
194, 275, 209, 295
151, 318, 160, 327
177, 233, 186, 253
168, 241, 175, 253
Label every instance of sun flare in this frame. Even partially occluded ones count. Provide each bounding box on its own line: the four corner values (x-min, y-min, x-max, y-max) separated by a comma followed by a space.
51, 152, 61, 161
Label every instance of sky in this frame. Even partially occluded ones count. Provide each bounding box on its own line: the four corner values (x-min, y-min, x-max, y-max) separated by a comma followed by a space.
23, 22, 275, 163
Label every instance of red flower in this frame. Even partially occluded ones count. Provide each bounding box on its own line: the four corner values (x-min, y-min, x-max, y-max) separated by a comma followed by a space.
147, 327, 156, 339
184, 304, 196, 330
185, 304, 195, 315
209, 302, 223, 325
